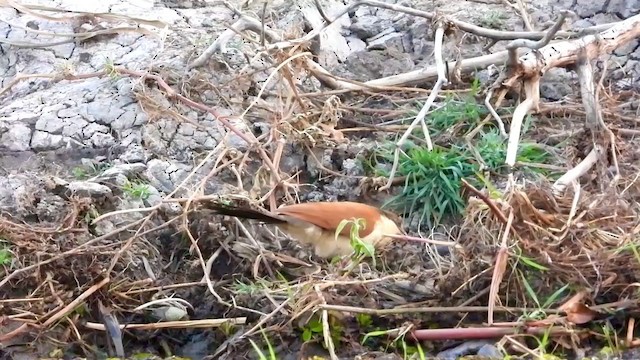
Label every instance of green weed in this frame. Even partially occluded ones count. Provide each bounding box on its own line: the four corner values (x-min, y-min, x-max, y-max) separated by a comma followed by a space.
381, 146, 478, 227
373, 93, 555, 228
0, 242, 13, 267
356, 313, 373, 328
362, 327, 426, 360
249, 327, 277, 360
409, 93, 487, 139
71, 162, 111, 180
121, 180, 151, 200
300, 313, 343, 347
475, 128, 551, 171
301, 317, 324, 342
478, 11, 509, 29
337, 217, 376, 266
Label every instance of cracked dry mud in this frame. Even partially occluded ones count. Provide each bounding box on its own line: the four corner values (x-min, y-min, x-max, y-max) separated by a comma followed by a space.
0, 0, 639, 359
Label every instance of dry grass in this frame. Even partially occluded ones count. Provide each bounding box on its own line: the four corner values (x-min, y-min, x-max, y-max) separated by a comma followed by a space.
2, 1, 640, 359
450, 179, 640, 303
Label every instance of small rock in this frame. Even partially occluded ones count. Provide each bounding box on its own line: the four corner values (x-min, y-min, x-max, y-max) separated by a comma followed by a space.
82, 122, 109, 137
606, 0, 640, 19
306, 148, 332, 177
34, 194, 68, 223
572, 19, 594, 29
437, 340, 500, 359
478, 343, 502, 358
280, 144, 305, 173
151, 306, 188, 321
58, 108, 80, 118
67, 180, 113, 198
339, 50, 415, 81
142, 122, 171, 154
303, 191, 334, 202
350, 15, 392, 40
224, 117, 251, 151
112, 174, 130, 187
409, 21, 432, 58
95, 163, 147, 181
115, 78, 134, 95
346, 36, 367, 52
144, 186, 183, 216
35, 113, 65, 133
474, 67, 500, 88
342, 158, 364, 177
119, 144, 148, 163
94, 219, 116, 236
540, 68, 574, 101
177, 333, 213, 360
573, 0, 604, 18
367, 31, 405, 51
87, 98, 124, 125
178, 123, 196, 136
90, 132, 115, 148
614, 38, 639, 56
62, 117, 88, 137
252, 121, 271, 136
0, 124, 31, 151
111, 108, 141, 130
31, 131, 64, 151
587, 12, 621, 26
146, 159, 176, 193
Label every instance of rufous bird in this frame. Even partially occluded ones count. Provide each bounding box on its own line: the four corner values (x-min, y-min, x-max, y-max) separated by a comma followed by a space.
207, 201, 404, 258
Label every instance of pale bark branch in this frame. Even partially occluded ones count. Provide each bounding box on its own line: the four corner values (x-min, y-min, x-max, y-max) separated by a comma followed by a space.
378, 22, 446, 191
552, 48, 618, 194
502, 13, 640, 178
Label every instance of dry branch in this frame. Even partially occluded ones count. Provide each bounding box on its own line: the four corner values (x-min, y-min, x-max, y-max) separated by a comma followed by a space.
84, 317, 247, 331
257, 0, 614, 53
553, 49, 617, 193
503, 13, 640, 174
517, 14, 640, 77
0, 0, 167, 48
410, 325, 577, 341
487, 211, 513, 326
188, 16, 279, 69
378, 20, 446, 191
188, 0, 616, 91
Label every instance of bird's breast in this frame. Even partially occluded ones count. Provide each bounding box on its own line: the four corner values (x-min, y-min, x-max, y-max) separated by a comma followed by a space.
277, 213, 401, 258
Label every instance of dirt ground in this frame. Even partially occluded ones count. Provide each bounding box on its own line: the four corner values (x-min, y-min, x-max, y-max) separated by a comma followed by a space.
1, 0, 640, 359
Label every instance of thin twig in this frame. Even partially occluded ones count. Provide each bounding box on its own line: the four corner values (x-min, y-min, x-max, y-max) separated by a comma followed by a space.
319, 304, 564, 315
84, 317, 247, 331
379, 21, 446, 191
488, 211, 513, 325
42, 277, 110, 327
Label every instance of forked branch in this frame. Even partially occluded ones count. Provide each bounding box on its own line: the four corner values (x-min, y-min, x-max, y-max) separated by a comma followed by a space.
500, 13, 640, 184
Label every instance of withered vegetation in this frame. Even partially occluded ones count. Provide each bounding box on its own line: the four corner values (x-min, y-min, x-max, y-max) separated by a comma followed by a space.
2, 1, 640, 359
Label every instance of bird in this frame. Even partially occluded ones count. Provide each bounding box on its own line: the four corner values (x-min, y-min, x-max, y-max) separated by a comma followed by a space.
206, 201, 404, 259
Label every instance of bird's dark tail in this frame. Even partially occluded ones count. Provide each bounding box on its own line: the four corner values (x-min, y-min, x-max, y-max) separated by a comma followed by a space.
204, 203, 286, 224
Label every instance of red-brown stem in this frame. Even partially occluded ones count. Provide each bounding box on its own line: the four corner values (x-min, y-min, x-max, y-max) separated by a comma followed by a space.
410, 325, 572, 341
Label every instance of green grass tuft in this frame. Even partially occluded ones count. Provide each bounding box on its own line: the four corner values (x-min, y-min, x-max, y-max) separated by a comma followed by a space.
382, 146, 478, 228
475, 128, 551, 172
408, 92, 488, 139
373, 93, 556, 228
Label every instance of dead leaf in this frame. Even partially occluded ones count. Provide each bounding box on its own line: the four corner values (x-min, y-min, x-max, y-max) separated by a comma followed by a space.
558, 290, 588, 312
565, 303, 599, 325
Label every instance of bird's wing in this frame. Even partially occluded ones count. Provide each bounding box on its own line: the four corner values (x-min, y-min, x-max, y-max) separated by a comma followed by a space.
274, 202, 380, 238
